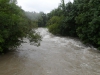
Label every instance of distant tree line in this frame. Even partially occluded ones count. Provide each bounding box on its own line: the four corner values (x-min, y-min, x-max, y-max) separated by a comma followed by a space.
25, 11, 47, 27
45, 0, 100, 50
0, 0, 41, 53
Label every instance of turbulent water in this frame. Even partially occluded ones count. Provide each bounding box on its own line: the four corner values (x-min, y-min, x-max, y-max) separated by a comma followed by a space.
0, 28, 100, 75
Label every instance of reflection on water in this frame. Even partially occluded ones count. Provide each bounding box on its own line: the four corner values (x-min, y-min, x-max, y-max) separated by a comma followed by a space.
0, 28, 100, 75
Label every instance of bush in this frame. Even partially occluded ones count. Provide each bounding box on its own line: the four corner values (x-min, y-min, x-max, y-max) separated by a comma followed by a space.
47, 16, 64, 35
0, 0, 41, 53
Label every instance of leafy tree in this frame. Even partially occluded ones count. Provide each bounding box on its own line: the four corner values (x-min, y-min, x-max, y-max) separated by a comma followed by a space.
60, 0, 66, 15
25, 11, 41, 21
0, 0, 41, 53
47, 6, 63, 20
37, 12, 47, 27
47, 16, 64, 35
59, 2, 78, 36
46, 0, 100, 50
75, 0, 100, 49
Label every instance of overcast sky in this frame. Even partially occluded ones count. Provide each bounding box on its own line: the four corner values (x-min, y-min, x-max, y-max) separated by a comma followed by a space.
17, 0, 73, 13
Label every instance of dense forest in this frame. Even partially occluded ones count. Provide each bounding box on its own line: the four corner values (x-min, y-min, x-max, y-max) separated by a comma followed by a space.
0, 0, 100, 53
42, 0, 100, 50
0, 0, 41, 53
25, 11, 47, 27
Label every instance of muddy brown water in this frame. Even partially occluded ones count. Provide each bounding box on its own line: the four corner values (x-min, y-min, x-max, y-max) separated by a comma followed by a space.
0, 28, 100, 75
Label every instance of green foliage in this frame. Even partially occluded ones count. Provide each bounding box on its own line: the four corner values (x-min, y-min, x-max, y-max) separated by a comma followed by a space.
61, 0, 66, 15
47, 7, 63, 20
0, 0, 41, 53
25, 11, 41, 21
75, 0, 100, 49
46, 0, 100, 50
59, 2, 78, 36
47, 16, 64, 35
48, 24, 60, 35
37, 12, 47, 27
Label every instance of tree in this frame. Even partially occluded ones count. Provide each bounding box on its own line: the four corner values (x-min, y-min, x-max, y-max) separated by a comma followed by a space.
0, 0, 41, 53
47, 16, 64, 35
37, 12, 47, 27
75, 0, 100, 49
61, 0, 66, 15
46, 0, 100, 50
59, 2, 78, 36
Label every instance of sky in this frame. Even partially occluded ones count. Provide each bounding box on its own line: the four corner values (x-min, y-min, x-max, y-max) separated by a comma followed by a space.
17, 0, 73, 13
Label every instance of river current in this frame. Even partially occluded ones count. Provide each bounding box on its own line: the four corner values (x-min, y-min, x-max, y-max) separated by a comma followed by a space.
0, 28, 100, 75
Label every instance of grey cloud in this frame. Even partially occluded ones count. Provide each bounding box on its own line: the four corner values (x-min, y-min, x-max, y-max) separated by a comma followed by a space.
17, 0, 73, 13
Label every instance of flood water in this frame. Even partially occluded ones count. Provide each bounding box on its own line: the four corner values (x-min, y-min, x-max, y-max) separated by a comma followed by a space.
0, 28, 100, 75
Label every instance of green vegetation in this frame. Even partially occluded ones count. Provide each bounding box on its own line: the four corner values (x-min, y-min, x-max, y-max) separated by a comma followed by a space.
25, 11, 41, 21
0, 0, 41, 53
47, 16, 64, 35
25, 11, 47, 27
0, 0, 100, 53
37, 12, 47, 27
46, 0, 100, 50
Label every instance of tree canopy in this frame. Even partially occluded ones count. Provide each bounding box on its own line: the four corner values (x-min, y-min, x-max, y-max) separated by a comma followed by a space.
46, 0, 100, 50
0, 0, 41, 53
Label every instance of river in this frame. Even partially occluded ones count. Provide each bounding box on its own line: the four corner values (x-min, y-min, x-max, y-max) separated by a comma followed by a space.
0, 28, 100, 75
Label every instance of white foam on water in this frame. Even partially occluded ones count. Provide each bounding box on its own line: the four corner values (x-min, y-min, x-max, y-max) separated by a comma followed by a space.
37, 28, 86, 49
